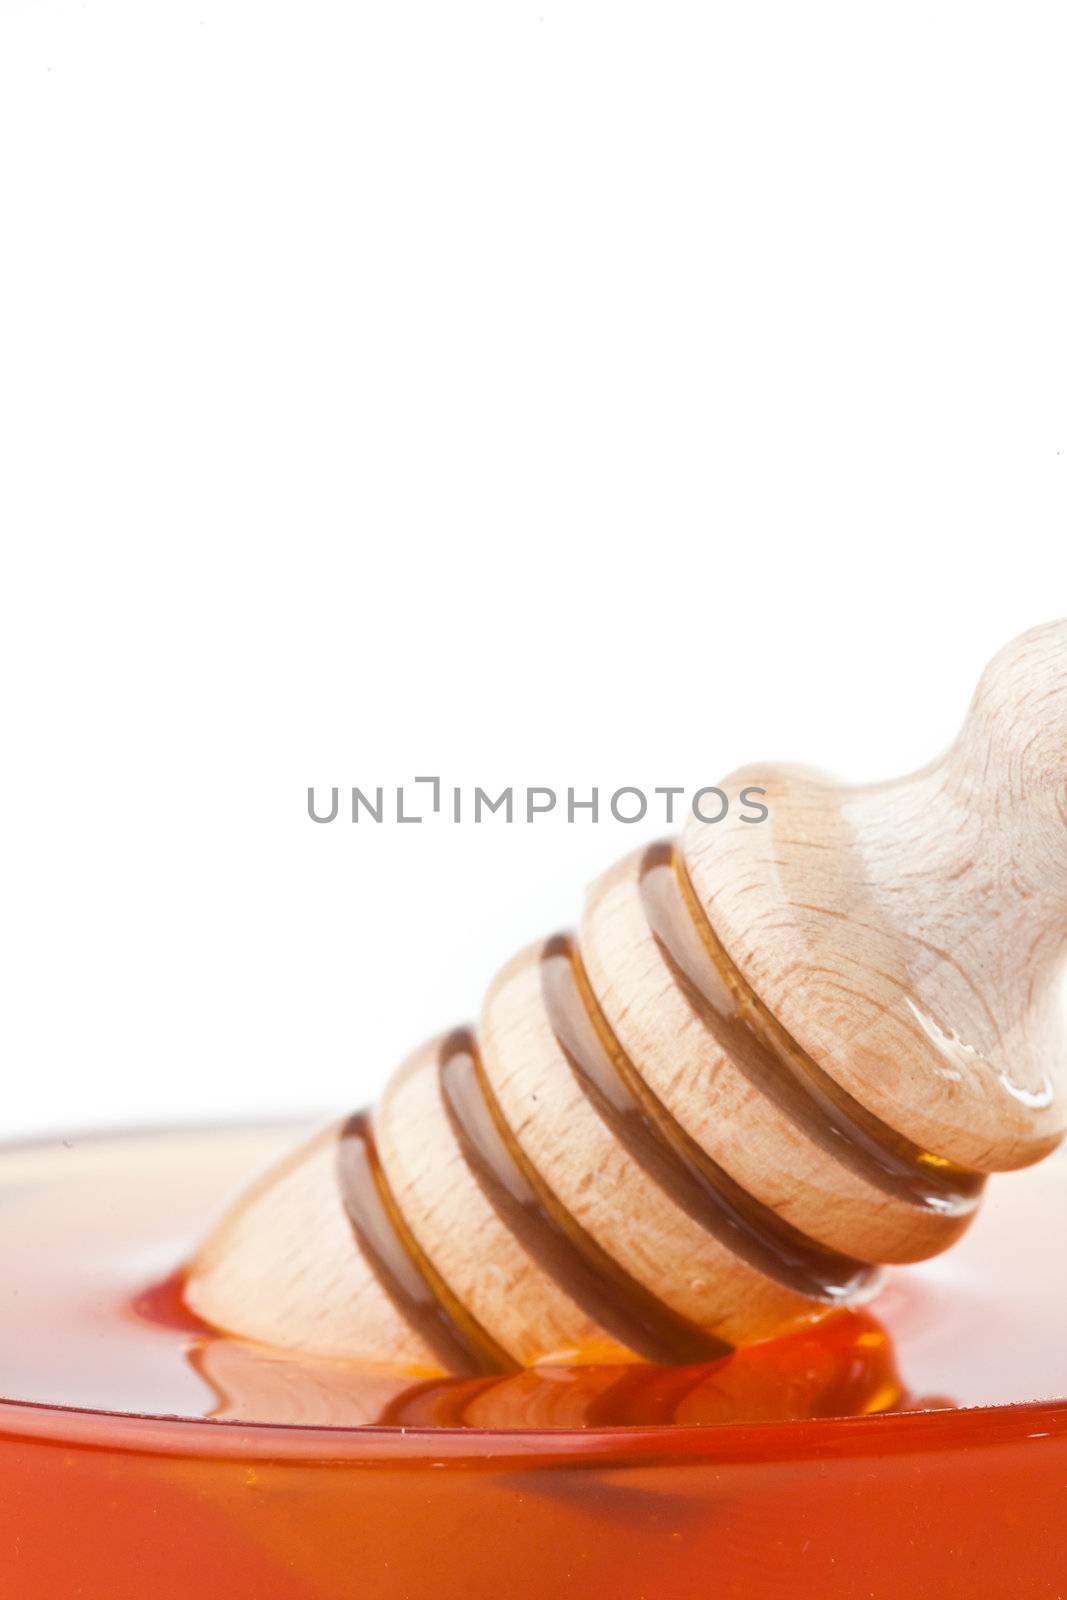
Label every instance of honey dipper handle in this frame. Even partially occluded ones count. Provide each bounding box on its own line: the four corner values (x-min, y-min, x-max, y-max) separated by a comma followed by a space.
950, 620, 1067, 918
685, 620, 1067, 1177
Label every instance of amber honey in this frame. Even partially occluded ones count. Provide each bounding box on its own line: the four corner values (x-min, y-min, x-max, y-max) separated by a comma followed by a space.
1, 1123, 1065, 1598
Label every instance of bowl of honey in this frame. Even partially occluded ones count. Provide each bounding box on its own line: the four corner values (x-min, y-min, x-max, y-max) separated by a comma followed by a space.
1, 1122, 1064, 1599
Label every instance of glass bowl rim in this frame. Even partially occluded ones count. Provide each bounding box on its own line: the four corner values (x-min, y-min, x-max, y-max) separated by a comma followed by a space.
3, 1389, 1065, 1468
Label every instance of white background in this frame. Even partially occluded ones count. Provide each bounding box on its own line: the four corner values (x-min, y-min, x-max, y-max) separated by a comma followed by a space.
1, 3, 1063, 1137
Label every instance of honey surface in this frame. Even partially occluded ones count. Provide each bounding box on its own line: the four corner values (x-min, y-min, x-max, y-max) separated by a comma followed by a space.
0, 1122, 1065, 1426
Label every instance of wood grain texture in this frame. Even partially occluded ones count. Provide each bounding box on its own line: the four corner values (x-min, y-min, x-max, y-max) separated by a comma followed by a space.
581, 844, 976, 1263
185, 622, 1067, 1373
186, 1126, 441, 1369
686, 622, 1067, 1173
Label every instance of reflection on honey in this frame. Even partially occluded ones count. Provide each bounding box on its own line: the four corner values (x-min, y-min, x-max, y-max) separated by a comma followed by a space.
188, 1303, 904, 1428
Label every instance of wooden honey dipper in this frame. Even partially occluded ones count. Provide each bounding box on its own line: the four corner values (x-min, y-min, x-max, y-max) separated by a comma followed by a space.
186, 622, 1067, 1375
